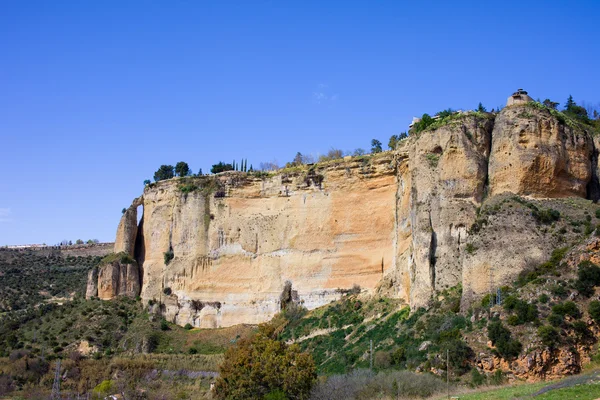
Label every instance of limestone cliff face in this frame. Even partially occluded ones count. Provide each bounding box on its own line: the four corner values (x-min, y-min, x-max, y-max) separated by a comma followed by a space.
114, 196, 143, 256
489, 106, 593, 198
99, 104, 600, 326
86, 256, 141, 300
138, 154, 396, 327
393, 114, 494, 307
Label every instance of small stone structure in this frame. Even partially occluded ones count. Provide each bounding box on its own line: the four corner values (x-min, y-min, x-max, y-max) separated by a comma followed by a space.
506, 88, 533, 106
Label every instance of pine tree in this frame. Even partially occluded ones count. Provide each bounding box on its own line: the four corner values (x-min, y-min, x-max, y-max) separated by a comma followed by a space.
565, 95, 575, 111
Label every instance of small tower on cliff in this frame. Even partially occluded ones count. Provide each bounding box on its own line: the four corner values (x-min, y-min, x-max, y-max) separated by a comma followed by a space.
506, 88, 533, 106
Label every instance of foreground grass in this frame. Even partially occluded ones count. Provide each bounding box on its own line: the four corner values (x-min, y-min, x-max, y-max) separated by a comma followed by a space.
458, 372, 600, 399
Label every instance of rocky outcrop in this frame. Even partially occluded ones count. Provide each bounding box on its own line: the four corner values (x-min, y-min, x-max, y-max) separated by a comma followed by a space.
489, 106, 593, 198
394, 114, 494, 307
114, 196, 143, 256
95, 103, 600, 325
85, 267, 98, 298
86, 254, 141, 299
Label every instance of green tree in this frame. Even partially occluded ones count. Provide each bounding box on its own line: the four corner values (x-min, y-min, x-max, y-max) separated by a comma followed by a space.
215, 326, 316, 399
412, 113, 434, 133
211, 162, 234, 174
477, 102, 487, 112
143, 179, 151, 185
388, 135, 399, 150
75, 239, 83, 245
293, 152, 304, 166
371, 139, 382, 153
154, 165, 175, 181
175, 161, 190, 177
542, 99, 559, 110
565, 95, 576, 111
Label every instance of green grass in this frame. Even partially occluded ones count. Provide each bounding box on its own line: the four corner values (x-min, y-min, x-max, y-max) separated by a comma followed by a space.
458, 376, 600, 399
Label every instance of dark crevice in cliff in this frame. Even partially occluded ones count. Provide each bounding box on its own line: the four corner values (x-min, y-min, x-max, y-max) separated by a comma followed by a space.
480, 115, 495, 204
587, 138, 600, 202
428, 211, 437, 292
134, 208, 145, 287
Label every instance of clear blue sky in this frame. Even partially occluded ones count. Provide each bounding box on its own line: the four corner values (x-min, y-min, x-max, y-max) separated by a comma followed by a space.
1, 1, 599, 245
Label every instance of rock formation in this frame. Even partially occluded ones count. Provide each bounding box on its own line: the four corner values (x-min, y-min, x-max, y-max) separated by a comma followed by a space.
92, 102, 600, 327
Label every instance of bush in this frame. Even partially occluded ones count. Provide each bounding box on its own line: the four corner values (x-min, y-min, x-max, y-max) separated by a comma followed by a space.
184, 323, 193, 330
215, 328, 316, 400
538, 293, 549, 304
532, 208, 560, 224
310, 370, 447, 400
374, 351, 391, 369
548, 313, 564, 327
163, 287, 172, 296
552, 301, 581, 319
589, 301, 600, 323
488, 321, 521, 359
574, 261, 600, 297
470, 369, 486, 387
538, 325, 560, 348
163, 249, 175, 265
160, 319, 170, 331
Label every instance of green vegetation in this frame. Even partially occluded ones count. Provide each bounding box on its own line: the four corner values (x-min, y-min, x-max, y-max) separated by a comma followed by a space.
164, 248, 174, 265
0, 250, 100, 313
210, 161, 234, 174
487, 321, 522, 359
101, 251, 135, 265
574, 260, 600, 297
153, 164, 175, 181
215, 324, 316, 399
175, 161, 190, 177
370, 139, 382, 153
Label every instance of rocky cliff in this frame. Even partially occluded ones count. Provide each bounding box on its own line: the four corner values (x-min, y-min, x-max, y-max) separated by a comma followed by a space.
91, 103, 600, 327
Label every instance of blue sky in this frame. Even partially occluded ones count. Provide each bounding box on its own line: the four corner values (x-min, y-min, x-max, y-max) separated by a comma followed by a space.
1, 1, 599, 245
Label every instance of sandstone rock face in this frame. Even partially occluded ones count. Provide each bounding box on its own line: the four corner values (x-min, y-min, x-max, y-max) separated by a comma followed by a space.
114, 196, 143, 256
96, 260, 141, 300
85, 267, 98, 298
98, 104, 600, 325
137, 154, 397, 327
398, 114, 494, 307
489, 106, 593, 198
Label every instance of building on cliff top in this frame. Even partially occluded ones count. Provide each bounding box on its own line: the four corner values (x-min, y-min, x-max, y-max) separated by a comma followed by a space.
507, 89, 533, 106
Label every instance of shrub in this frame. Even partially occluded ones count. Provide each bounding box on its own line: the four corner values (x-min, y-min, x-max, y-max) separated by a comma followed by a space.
538, 293, 549, 304
215, 328, 316, 399
93, 380, 115, 395
488, 321, 521, 359
184, 323, 193, 330
573, 320, 592, 341
533, 208, 560, 224
470, 369, 486, 387
163, 249, 175, 265
160, 319, 170, 331
538, 325, 560, 348
489, 370, 506, 386
589, 301, 600, 323
374, 351, 391, 369
552, 301, 581, 319
548, 313, 565, 327
574, 261, 600, 297
163, 287, 172, 296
